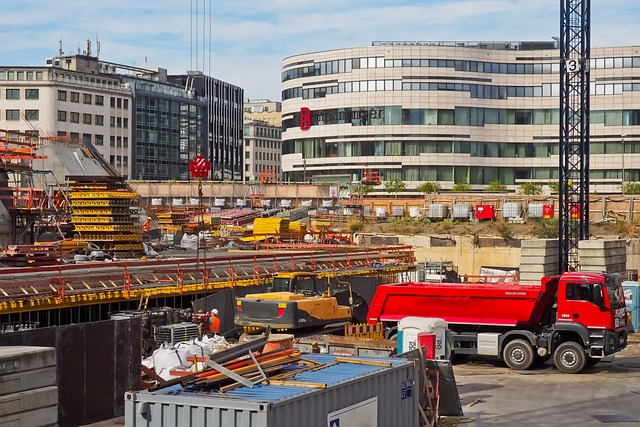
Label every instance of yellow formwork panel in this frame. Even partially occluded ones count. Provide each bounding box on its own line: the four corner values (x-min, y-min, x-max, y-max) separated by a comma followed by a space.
71, 216, 133, 224
70, 200, 135, 207
74, 224, 143, 232
78, 234, 143, 241
69, 191, 139, 199
72, 208, 133, 216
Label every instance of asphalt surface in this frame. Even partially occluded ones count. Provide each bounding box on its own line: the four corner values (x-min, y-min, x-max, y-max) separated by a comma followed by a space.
451, 334, 640, 426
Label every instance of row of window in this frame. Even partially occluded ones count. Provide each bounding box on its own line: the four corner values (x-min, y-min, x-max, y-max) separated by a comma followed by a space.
283, 79, 635, 101
57, 110, 103, 125
248, 164, 281, 174
109, 155, 129, 167
245, 139, 281, 149
283, 106, 640, 130
282, 55, 640, 82
57, 90, 105, 106
245, 151, 281, 162
284, 138, 637, 159
0, 70, 44, 81
3, 88, 40, 100
4, 109, 38, 120
286, 165, 638, 186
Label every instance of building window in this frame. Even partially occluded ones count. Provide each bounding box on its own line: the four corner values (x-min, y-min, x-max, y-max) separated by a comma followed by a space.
110, 97, 116, 108
83, 113, 92, 124
95, 115, 104, 126
5, 109, 19, 120
70, 132, 80, 142
83, 133, 91, 144
57, 111, 67, 122
117, 117, 122, 128
123, 137, 128, 147
123, 118, 128, 128
26, 71, 34, 81
95, 134, 104, 146
83, 93, 92, 104
58, 90, 67, 101
110, 136, 115, 146
25, 89, 39, 99
110, 116, 115, 127
36, 71, 43, 81
57, 131, 67, 138
6, 89, 19, 99
70, 112, 80, 123
117, 98, 122, 108
95, 95, 104, 106
6, 71, 14, 81
110, 155, 115, 165
25, 109, 39, 120
70, 92, 80, 102
117, 136, 122, 147
123, 156, 128, 166
123, 99, 129, 109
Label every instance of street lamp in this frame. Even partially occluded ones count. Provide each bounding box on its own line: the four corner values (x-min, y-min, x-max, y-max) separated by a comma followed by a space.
622, 134, 628, 195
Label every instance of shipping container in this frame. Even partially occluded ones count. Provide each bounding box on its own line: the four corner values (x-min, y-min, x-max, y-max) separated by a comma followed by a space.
125, 354, 418, 427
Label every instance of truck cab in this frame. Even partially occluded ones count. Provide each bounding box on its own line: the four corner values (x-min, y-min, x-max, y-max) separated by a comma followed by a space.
553, 272, 628, 359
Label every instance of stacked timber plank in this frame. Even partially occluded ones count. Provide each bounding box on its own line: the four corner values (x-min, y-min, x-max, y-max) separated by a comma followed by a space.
288, 221, 307, 239
0, 347, 58, 427
67, 176, 143, 258
212, 209, 262, 226
253, 217, 290, 236
0, 244, 59, 267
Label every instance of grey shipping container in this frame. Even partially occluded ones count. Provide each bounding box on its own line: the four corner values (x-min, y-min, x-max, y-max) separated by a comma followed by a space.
125, 353, 419, 427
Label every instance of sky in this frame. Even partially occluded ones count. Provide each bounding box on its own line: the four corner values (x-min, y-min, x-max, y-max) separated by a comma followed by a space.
2, 0, 640, 101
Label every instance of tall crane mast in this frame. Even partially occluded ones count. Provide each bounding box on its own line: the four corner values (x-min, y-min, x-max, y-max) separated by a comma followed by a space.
559, 0, 591, 273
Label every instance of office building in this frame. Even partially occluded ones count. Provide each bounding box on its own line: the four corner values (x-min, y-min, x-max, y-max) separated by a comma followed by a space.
281, 41, 640, 192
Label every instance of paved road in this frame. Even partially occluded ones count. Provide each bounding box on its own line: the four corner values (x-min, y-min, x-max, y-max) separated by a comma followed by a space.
452, 335, 640, 426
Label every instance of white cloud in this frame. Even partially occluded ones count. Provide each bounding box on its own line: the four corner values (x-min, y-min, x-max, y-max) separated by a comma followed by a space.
1, 0, 639, 100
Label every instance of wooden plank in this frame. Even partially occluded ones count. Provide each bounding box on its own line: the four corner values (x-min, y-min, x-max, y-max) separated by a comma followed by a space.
268, 380, 327, 389
333, 357, 392, 367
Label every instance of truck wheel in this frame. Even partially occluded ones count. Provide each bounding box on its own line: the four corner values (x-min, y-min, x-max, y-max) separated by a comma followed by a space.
503, 339, 535, 370
553, 342, 586, 374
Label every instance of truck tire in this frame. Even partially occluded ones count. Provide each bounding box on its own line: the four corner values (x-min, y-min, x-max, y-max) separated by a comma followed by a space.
553, 342, 586, 374
503, 339, 535, 370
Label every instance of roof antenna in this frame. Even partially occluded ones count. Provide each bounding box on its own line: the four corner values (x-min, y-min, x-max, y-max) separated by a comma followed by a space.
59, 37, 63, 55
96, 37, 100, 58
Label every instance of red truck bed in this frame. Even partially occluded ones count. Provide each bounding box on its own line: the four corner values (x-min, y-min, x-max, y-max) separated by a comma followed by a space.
367, 279, 558, 328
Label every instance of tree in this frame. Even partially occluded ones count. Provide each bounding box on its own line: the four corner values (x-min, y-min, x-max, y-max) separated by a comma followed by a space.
416, 181, 441, 195
486, 180, 507, 192
548, 181, 560, 194
383, 179, 406, 198
518, 182, 542, 195
623, 182, 640, 195
452, 183, 471, 192
350, 183, 374, 196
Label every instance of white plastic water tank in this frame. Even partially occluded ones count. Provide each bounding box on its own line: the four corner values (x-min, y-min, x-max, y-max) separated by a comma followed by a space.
236, 198, 245, 207
280, 199, 292, 208
528, 203, 543, 218
503, 202, 521, 219
172, 198, 184, 206
214, 198, 225, 207
151, 198, 163, 206
301, 199, 312, 208
322, 199, 333, 208
391, 206, 404, 217
398, 316, 448, 359
428, 203, 448, 219
375, 207, 386, 218
409, 206, 421, 218
189, 197, 199, 206
262, 199, 271, 208
452, 203, 471, 219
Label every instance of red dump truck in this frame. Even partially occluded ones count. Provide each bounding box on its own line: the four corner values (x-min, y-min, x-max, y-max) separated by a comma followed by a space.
367, 271, 628, 373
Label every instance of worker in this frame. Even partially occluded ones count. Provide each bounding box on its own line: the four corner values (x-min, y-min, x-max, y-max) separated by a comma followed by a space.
209, 308, 220, 335
143, 217, 151, 232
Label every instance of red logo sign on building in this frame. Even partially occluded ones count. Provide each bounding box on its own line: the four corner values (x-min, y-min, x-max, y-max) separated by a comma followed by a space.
189, 155, 211, 179
300, 107, 311, 130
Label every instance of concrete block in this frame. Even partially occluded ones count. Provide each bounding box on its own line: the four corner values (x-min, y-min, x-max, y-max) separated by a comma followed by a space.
0, 405, 57, 427
580, 254, 627, 266
0, 347, 55, 375
0, 366, 56, 396
520, 247, 559, 256
0, 386, 57, 417
519, 273, 546, 283
521, 239, 558, 249
519, 255, 558, 265
579, 239, 626, 249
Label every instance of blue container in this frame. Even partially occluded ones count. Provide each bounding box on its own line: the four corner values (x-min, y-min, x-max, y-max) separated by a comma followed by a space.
623, 281, 640, 333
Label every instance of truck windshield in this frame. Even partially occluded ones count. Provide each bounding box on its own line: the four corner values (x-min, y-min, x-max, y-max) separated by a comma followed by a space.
604, 273, 625, 309
272, 278, 290, 292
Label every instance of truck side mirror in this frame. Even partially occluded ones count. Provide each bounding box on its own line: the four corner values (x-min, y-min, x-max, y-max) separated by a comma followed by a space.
592, 284, 603, 306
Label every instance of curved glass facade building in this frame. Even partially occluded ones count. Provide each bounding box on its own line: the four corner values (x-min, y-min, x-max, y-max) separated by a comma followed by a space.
280, 41, 640, 191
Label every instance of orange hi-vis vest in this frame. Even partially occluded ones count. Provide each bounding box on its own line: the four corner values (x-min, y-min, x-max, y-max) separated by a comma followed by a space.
209, 315, 220, 334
